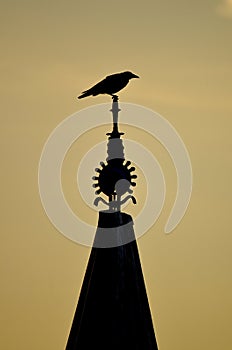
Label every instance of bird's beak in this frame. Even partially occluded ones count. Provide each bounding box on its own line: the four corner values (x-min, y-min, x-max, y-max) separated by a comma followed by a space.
132, 74, 139, 78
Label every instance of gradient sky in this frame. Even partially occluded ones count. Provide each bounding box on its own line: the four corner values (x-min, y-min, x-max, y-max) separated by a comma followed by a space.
1, 1, 232, 349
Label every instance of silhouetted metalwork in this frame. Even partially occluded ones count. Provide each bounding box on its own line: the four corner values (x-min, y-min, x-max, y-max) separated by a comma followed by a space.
78, 71, 139, 100
66, 96, 158, 349
93, 98, 137, 212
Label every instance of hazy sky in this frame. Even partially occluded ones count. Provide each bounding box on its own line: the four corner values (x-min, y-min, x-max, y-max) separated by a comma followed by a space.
1, 1, 232, 349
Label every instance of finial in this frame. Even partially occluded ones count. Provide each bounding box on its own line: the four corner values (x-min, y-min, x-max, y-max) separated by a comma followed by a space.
106, 97, 124, 139
92, 101, 137, 212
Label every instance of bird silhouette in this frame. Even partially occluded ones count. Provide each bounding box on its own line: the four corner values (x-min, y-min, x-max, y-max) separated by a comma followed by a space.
78, 71, 139, 100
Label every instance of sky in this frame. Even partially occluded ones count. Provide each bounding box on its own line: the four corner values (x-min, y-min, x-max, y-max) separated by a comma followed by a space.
1, 0, 232, 349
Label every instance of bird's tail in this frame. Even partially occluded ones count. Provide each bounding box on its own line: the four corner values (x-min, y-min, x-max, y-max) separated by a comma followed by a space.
78, 90, 91, 99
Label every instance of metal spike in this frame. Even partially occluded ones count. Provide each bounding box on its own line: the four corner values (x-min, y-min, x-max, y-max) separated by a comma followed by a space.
95, 189, 101, 195
132, 196, 137, 204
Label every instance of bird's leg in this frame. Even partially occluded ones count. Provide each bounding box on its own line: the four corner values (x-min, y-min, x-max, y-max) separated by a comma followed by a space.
111, 94, 119, 102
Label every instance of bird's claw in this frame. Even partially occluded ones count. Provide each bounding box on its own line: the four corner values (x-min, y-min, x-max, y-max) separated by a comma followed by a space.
111, 94, 119, 102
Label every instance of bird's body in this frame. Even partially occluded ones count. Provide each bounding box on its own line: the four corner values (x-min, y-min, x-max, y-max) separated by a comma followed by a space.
78, 71, 139, 99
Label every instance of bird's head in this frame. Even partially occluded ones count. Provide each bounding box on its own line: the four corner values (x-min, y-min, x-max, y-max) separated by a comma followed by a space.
123, 71, 140, 80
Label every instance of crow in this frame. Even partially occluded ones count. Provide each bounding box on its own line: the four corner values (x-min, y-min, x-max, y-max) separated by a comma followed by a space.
78, 71, 139, 99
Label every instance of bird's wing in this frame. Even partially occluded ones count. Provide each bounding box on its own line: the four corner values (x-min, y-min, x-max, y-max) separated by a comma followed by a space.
79, 72, 127, 98
105, 72, 120, 79
81, 78, 107, 96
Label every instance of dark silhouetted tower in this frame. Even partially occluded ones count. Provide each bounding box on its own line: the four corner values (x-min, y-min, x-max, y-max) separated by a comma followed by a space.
66, 96, 159, 350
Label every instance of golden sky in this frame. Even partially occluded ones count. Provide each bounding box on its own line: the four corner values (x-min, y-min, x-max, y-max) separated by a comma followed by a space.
1, 0, 232, 349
